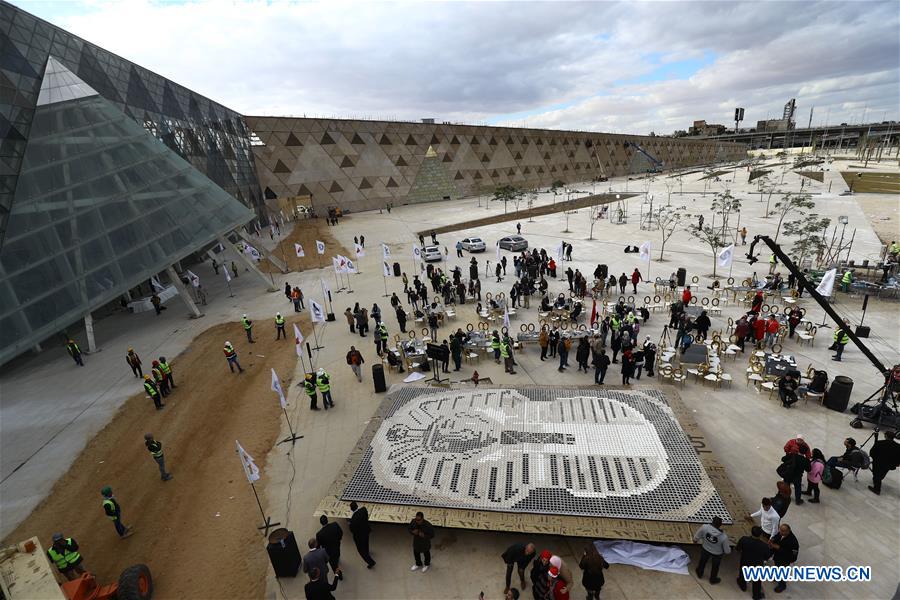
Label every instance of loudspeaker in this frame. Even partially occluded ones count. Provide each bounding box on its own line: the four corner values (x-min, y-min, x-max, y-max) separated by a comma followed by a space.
266, 529, 301, 578
825, 376, 854, 413
372, 364, 386, 393
855, 325, 870, 338
393, 262, 401, 277
677, 268, 687, 287
598, 264, 608, 280
326, 313, 336, 322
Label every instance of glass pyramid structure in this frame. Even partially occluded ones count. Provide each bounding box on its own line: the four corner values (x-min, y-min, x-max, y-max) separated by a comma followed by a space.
0, 58, 253, 364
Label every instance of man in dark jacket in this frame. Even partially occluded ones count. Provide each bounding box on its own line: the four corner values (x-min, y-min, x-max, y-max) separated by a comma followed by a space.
769, 524, 799, 593
302, 538, 330, 578
409, 511, 435, 571
869, 430, 900, 495
304, 567, 341, 600
736, 526, 769, 600
316, 516, 343, 571
348, 501, 376, 568
530, 550, 552, 600
593, 349, 611, 384
780, 450, 810, 504
501, 542, 535, 593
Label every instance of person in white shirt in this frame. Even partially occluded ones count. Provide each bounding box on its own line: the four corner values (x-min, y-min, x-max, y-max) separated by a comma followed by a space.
749, 497, 781, 538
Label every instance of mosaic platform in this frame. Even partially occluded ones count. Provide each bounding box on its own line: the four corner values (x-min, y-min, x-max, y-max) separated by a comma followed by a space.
325, 386, 744, 540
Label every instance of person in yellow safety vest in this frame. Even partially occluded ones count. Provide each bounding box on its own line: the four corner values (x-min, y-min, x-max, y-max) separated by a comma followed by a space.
126, 347, 142, 378
500, 337, 516, 374
66, 339, 84, 366
832, 328, 850, 362
769, 254, 777, 274
241, 314, 255, 343
610, 315, 621, 332
375, 323, 388, 356
841, 269, 853, 293
158, 356, 175, 389
304, 373, 319, 410
317, 367, 334, 409
223, 341, 244, 373
143, 374, 164, 410
890, 241, 900, 259
151, 360, 169, 396
625, 311, 636, 325
491, 331, 502, 363
144, 432, 172, 481
101, 486, 132, 538
275, 313, 286, 340
47, 533, 85, 580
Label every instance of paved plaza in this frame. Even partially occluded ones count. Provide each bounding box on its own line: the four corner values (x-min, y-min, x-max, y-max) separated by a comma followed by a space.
2, 154, 899, 599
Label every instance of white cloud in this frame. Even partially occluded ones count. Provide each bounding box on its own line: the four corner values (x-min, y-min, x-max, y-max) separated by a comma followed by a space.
16, 0, 899, 133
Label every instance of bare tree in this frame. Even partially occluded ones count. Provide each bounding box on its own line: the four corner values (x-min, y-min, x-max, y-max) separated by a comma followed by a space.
655, 206, 685, 261
527, 189, 537, 222
784, 214, 831, 267
686, 191, 742, 277
770, 192, 816, 241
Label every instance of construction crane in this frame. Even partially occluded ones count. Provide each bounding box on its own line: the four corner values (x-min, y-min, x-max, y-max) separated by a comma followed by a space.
623, 141, 664, 173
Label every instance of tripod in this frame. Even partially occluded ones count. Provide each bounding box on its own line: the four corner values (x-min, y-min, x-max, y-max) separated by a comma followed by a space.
850, 367, 900, 439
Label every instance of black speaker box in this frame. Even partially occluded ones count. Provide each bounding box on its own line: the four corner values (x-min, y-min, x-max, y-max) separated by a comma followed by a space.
266, 529, 301, 578
372, 364, 387, 393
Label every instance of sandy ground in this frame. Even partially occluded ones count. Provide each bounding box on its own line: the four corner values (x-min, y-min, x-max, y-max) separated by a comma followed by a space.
855, 194, 900, 245
2, 319, 305, 599
257, 217, 353, 274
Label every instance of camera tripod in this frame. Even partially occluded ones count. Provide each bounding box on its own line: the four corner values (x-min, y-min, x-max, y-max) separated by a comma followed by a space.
850, 366, 900, 447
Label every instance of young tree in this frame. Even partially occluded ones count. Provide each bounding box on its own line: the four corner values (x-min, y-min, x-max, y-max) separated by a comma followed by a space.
769, 192, 815, 241
655, 206, 685, 261
527, 189, 537, 222
550, 180, 565, 203
686, 191, 742, 277
784, 214, 832, 268
491, 185, 524, 214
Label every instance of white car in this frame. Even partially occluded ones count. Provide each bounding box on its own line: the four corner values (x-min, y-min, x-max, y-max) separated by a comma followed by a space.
422, 245, 443, 262
460, 237, 486, 252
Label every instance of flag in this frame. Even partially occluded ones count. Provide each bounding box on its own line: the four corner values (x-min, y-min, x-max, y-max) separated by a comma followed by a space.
316, 240, 326, 255
271, 368, 287, 408
816, 268, 837, 296
495, 241, 501, 262
383, 261, 391, 277
310, 299, 325, 323
555, 241, 564, 262
320, 277, 331, 299
332, 257, 343, 274
293, 323, 305, 357
186, 270, 200, 288
294, 243, 305, 258
503, 308, 510, 329
639, 241, 652, 262
223, 265, 231, 283
355, 243, 365, 258
590, 299, 597, 326
336, 255, 350, 273
150, 275, 165, 292
717, 244, 735, 268
345, 257, 357, 273
235, 440, 260, 483
243, 243, 261, 261
382, 243, 391, 260
412, 245, 422, 262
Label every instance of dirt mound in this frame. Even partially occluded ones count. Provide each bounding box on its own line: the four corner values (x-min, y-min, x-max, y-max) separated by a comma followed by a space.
2, 319, 306, 599
257, 217, 354, 274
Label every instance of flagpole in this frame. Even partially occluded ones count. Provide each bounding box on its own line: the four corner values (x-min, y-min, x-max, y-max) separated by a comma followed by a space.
226, 279, 234, 298
250, 481, 279, 536
278, 405, 304, 446
311, 323, 324, 351
345, 269, 354, 294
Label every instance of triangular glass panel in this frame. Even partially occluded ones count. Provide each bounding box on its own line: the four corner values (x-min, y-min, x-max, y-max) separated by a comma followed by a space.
37, 56, 98, 106
286, 132, 303, 146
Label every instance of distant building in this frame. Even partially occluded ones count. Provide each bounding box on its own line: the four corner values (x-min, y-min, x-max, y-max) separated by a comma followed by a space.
756, 118, 793, 132
689, 120, 727, 136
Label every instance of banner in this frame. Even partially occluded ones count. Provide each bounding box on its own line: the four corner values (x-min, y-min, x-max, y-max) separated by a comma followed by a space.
235, 440, 260, 483
320, 277, 331, 299
355, 243, 365, 258
383, 261, 392, 277
150, 275, 165, 292
816, 268, 837, 297
590, 299, 597, 326
639, 241, 652, 262
310, 299, 325, 323
294, 243, 305, 258
293, 323, 305, 357
332, 257, 342, 274
243, 243, 261, 261
271, 368, 287, 409
412, 245, 422, 262
555, 241, 564, 263
382, 243, 391, 260
717, 244, 735, 268
223, 265, 232, 283
345, 256, 357, 273
316, 240, 326, 255
186, 270, 200, 288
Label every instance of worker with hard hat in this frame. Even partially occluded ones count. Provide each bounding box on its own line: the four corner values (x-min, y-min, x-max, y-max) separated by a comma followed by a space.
151, 360, 169, 397
143, 374, 163, 410
304, 372, 319, 410
241, 314, 255, 343
275, 312, 286, 340
158, 356, 175, 389
101, 486, 132, 538
66, 338, 84, 367
223, 341, 244, 373
47, 532, 85, 580
125, 347, 142, 378
317, 367, 334, 409
144, 432, 172, 481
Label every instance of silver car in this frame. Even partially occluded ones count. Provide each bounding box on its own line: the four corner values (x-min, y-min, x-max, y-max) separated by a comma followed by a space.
422, 245, 443, 262
498, 235, 528, 252
460, 237, 486, 252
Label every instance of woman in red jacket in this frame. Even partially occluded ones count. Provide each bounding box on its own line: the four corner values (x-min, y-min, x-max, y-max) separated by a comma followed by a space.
753, 316, 767, 348
682, 286, 692, 304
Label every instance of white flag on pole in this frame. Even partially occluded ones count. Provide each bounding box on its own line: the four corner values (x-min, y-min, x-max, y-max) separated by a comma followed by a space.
816, 268, 837, 297
383, 261, 392, 277
412, 245, 422, 262
495, 242, 501, 262
271, 368, 287, 408
382, 243, 391, 260
503, 308, 510, 329
186, 270, 200, 288
355, 243, 365, 258
294, 243, 305, 258
235, 440, 260, 483
223, 265, 231, 283
345, 257, 358, 273
555, 241, 564, 263
293, 323, 305, 357
316, 240, 326, 255
336, 255, 351, 273
639, 241, 652, 262
150, 275, 165, 292
332, 257, 342, 274
320, 278, 331, 299
243, 243, 261, 261
717, 244, 735, 268
310, 299, 326, 323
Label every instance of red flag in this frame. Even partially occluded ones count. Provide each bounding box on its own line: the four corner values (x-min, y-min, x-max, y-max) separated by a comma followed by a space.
590, 299, 597, 326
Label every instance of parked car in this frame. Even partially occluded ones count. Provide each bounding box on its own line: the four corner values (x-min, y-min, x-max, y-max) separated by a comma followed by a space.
498, 235, 528, 252
460, 237, 486, 252
422, 245, 443, 262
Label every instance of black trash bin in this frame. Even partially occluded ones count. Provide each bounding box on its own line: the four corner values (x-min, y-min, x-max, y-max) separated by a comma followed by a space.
826, 375, 853, 413
393, 262, 401, 276
676, 267, 687, 287
372, 363, 387, 393
597, 264, 608, 280
266, 528, 301, 577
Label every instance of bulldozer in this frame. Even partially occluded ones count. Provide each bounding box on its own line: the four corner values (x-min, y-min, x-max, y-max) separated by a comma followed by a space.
0, 537, 151, 600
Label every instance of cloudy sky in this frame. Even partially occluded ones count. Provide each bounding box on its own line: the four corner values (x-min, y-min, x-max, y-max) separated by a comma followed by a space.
14, 0, 900, 134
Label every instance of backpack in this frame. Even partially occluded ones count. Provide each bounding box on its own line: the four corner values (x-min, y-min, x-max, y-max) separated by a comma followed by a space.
823, 466, 843, 489
857, 449, 871, 470
776, 458, 792, 479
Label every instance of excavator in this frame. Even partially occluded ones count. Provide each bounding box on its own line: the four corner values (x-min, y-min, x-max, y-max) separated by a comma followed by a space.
0, 536, 151, 600
623, 140, 664, 173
